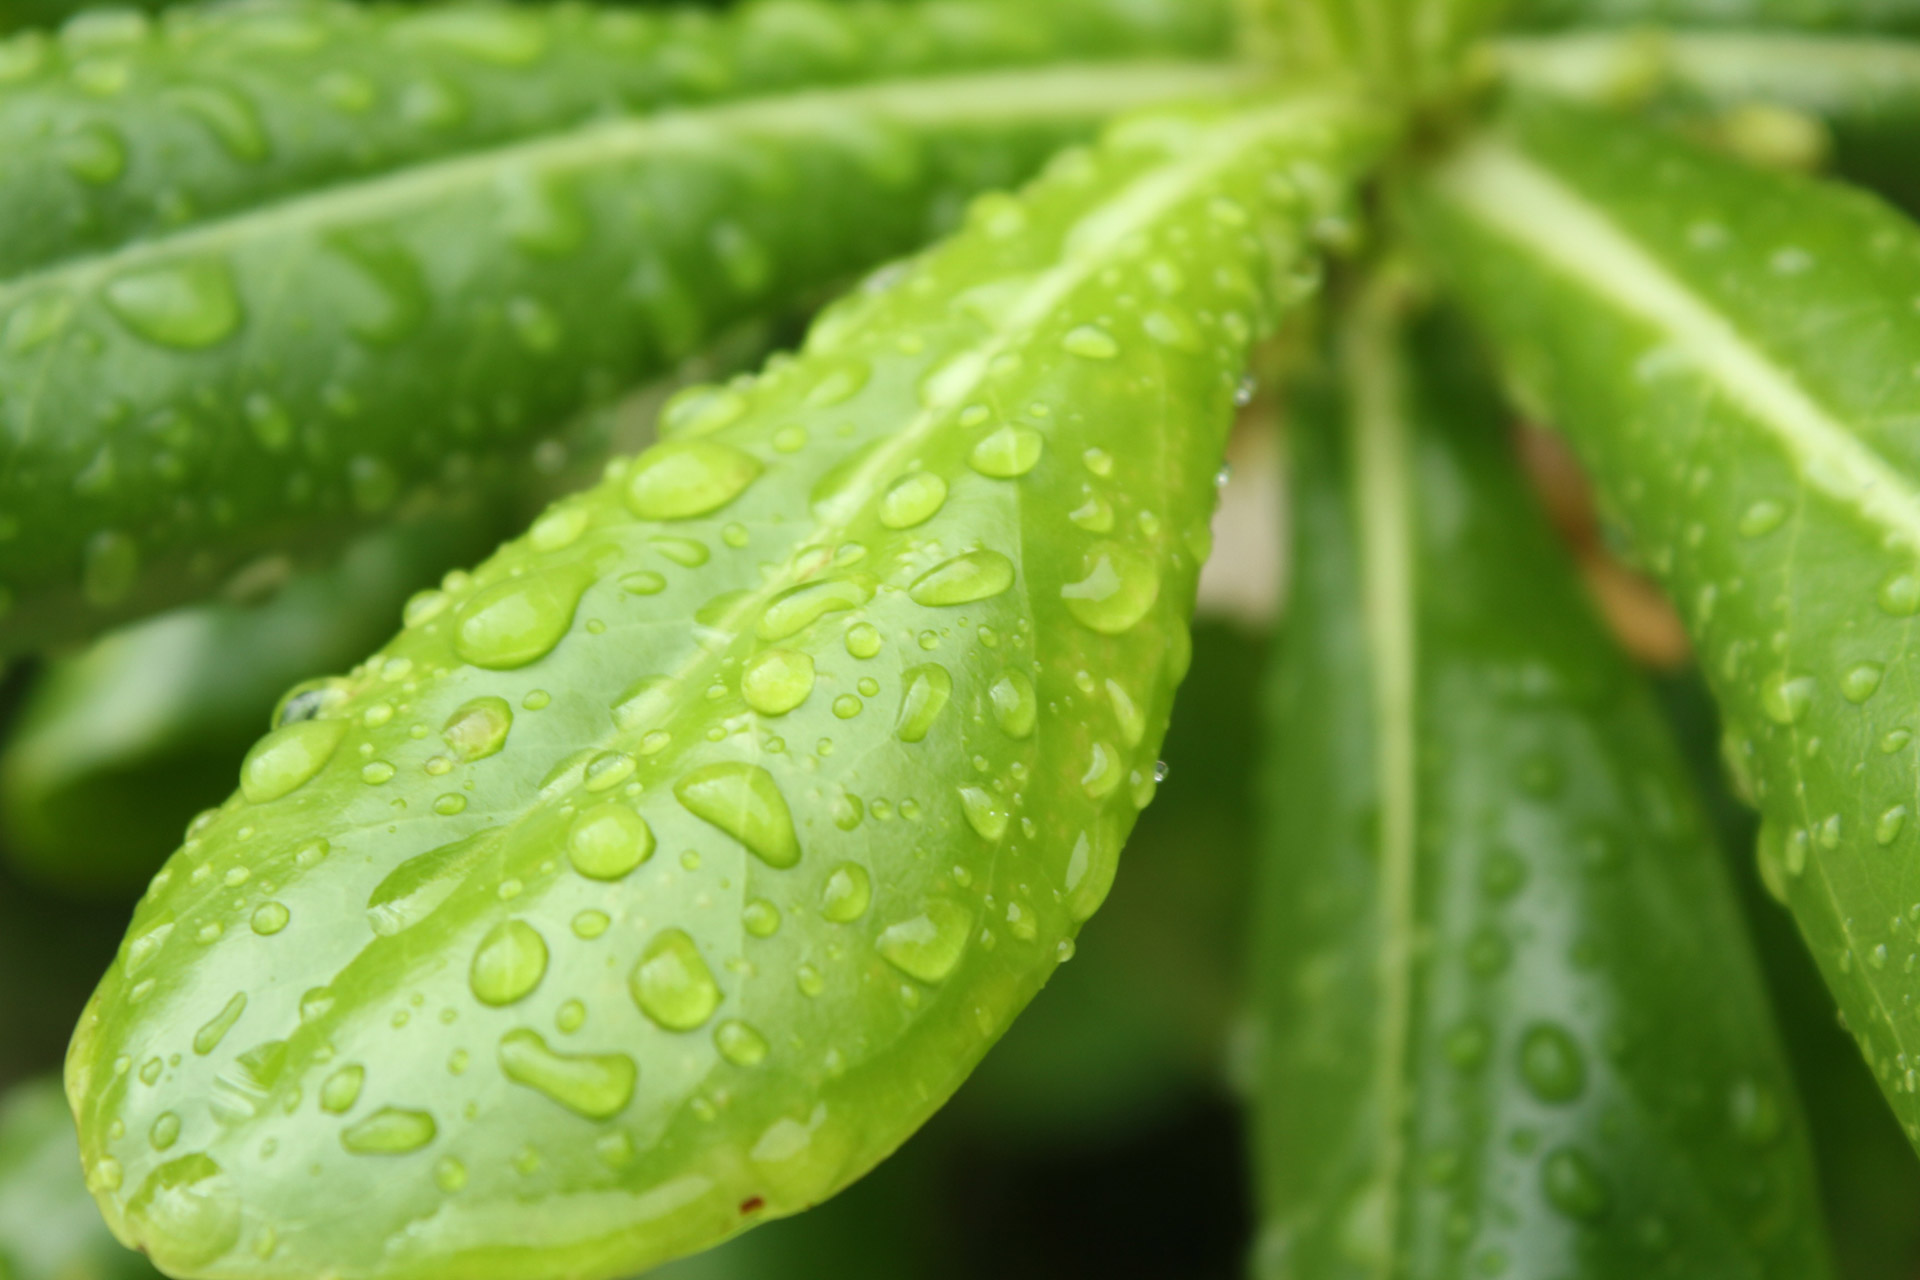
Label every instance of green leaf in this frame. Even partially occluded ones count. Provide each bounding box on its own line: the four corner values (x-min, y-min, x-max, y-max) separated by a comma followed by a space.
65, 92, 1386, 1279
0, 1078, 160, 1280
1500, 0, 1920, 33
0, 0, 1240, 654
1407, 95, 1920, 1155
0, 508, 505, 898
1251, 288, 1833, 1276
1494, 31, 1920, 207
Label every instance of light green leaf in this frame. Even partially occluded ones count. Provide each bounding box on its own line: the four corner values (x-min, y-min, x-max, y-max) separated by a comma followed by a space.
66, 92, 1387, 1279
1408, 94, 1920, 1154
1252, 287, 1833, 1277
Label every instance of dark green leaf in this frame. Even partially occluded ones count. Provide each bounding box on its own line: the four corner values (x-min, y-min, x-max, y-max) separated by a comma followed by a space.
66, 92, 1386, 1279
1250, 291, 1832, 1276
1407, 94, 1920, 1157
1501, 0, 1920, 33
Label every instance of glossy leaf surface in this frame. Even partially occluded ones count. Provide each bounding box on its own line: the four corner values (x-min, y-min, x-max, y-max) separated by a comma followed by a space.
1409, 96, 1920, 1153
1, 510, 504, 897
1252, 298, 1832, 1276
66, 93, 1385, 1279
0, 0, 1237, 653
0, 1078, 160, 1280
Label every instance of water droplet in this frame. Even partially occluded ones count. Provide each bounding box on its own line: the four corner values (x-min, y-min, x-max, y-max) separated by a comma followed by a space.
327, 228, 429, 344
529, 505, 589, 553
1728, 1077, 1783, 1146
435, 1157, 468, 1193
910, 550, 1015, 607
470, 920, 549, 1007
879, 472, 949, 529
630, 929, 722, 1030
845, 622, 883, 659
625, 440, 761, 521
193, 993, 247, 1055
1541, 1147, 1609, 1220
125, 1156, 241, 1269
240, 718, 346, 803
320, 1065, 364, 1114
573, 910, 610, 940
1069, 496, 1115, 533
498, 1030, 635, 1119
341, 1107, 436, 1155
453, 567, 592, 669
1518, 1024, 1585, 1103
715, 1020, 769, 1067
820, 862, 872, 923
1062, 544, 1159, 634
104, 259, 242, 348
150, 1111, 181, 1150
877, 899, 973, 983
968, 426, 1044, 479
759, 577, 874, 641
568, 802, 655, 880
1880, 572, 1920, 617
367, 831, 492, 936
1062, 325, 1119, 359
167, 84, 269, 162
443, 696, 513, 761
1064, 828, 1117, 920
1760, 672, 1815, 725
675, 763, 800, 868
989, 672, 1037, 739
251, 902, 289, 936
743, 899, 782, 938
1879, 806, 1909, 846
1104, 679, 1147, 748
1080, 742, 1125, 799
393, 6, 548, 63
1843, 662, 1885, 704
81, 529, 138, 606
742, 649, 816, 715
621, 570, 666, 596
894, 664, 953, 743
958, 786, 1009, 840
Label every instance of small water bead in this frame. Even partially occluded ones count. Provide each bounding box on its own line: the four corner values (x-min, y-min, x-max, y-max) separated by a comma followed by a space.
104, 259, 243, 349
879, 472, 949, 529
630, 929, 722, 1031
877, 899, 973, 984
742, 649, 816, 715
240, 719, 347, 803
1759, 672, 1815, 726
910, 551, 1015, 607
1061, 325, 1119, 359
469, 920, 549, 1007
675, 762, 800, 868
832, 694, 862, 719
989, 672, 1037, 739
583, 751, 636, 792
1062, 544, 1159, 634
341, 1108, 436, 1155
968, 426, 1044, 479
743, 899, 782, 938
453, 569, 592, 670
1880, 572, 1920, 617
845, 623, 882, 659
759, 577, 874, 641
651, 536, 710, 568
625, 439, 761, 521
1518, 1024, 1586, 1103
821, 862, 873, 923
894, 664, 952, 743
150, 1111, 181, 1151
320, 1066, 364, 1114
1541, 1147, 1609, 1221
529, 505, 589, 553
1843, 662, 1886, 704
557, 1000, 587, 1034
192, 993, 248, 1056
715, 1020, 770, 1067
498, 1030, 635, 1120
573, 910, 611, 940
443, 696, 513, 761
435, 1157, 468, 1194
1081, 742, 1124, 799
621, 570, 667, 596
361, 761, 396, 785
1879, 806, 1909, 846
958, 786, 1009, 841
250, 902, 290, 936
123, 1156, 241, 1268
568, 803, 655, 880
59, 121, 126, 182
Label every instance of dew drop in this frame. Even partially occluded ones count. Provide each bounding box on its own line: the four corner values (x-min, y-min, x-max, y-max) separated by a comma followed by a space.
845, 623, 882, 659
498, 1030, 635, 1119
443, 696, 513, 761
894, 664, 952, 743
625, 440, 761, 521
103, 259, 242, 349
743, 899, 782, 938
878, 472, 949, 529
469, 919, 549, 1007
1541, 1147, 1609, 1221
1518, 1024, 1586, 1103
192, 993, 247, 1055
1842, 662, 1885, 704
1760, 672, 1815, 726
909, 550, 1015, 607
1062, 325, 1119, 359
742, 649, 816, 716
877, 899, 973, 984
167, 84, 269, 162
630, 928, 722, 1030
675, 763, 800, 868
1880, 572, 1920, 617
958, 786, 1009, 841
125, 1156, 241, 1269
453, 569, 592, 669
240, 718, 346, 803
320, 1065, 364, 1114
250, 902, 289, 936
968, 426, 1044, 479
758, 577, 874, 641
367, 832, 493, 937
341, 1107, 436, 1155
1878, 805, 1908, 846
568, 802, 655, 880
820, 862, 873, 923
1062, 544, 1159, 634
715, 1020, 769, 1067
989, 672, 1037, 739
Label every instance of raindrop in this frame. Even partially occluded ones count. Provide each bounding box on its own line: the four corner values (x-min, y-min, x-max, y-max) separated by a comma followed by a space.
498, 1030, 635, 1119
630, 929, 722, 1030
675, 762, 800, 868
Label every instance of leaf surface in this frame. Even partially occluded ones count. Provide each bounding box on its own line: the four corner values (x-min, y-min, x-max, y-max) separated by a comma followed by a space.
1408, 95, 1920, 1155
66, 91, 1387, 1280
1252, 292, 1834, 1277
0, 0, 1239, 652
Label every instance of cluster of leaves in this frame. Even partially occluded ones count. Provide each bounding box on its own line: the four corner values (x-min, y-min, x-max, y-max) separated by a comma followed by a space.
6, 0, 1920, 1274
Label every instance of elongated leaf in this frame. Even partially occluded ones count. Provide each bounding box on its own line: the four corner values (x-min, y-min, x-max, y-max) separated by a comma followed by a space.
1407, 95, 1920, 1152
0, 0, 1238, 654
1494, 32, 1920, 207
1, 509, 505, 897
65, 92, 1387, 1279
1252, 293, 1832, 1276
0, 1078, 159, 1280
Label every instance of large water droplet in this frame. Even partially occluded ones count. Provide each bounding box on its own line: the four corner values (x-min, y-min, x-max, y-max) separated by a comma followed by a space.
568, 802, 655, 880
958, 786, 1009, 841
1759, 672, 1815, 726
498, 1030, 635, 1119
893, 663, 953, 743
742, 649, 816, 716
879, 472, 949, 529
320, 1065, 364, 1114
630, 928, 721, 1030
443, 695, 513, 761
625, 440, 761, 521
453, 567, 592, 669
910, 550, 1015, 607
1842, 662, 1884, 704
367, 831, 494, 936
125, 1156, 241, 1270
675, 763, 800, 868
989, 672, 1037, 739
1518, 1024, 1585, 1103
192, 993, 247, 1055
1062, 544, 1159, 634
820, 862, 872, 923
341, 1107, 436, 1155
758, 577, 874, 641
1064, 828, 1117, 921
877, 899, 972, 983
240, 718, 346, 803
1061, 325, 1120, 359
103, 259, 242, 349
470, 919, 549, 1007
715, 1020, 769, 1067
969, 426, 1044, 479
